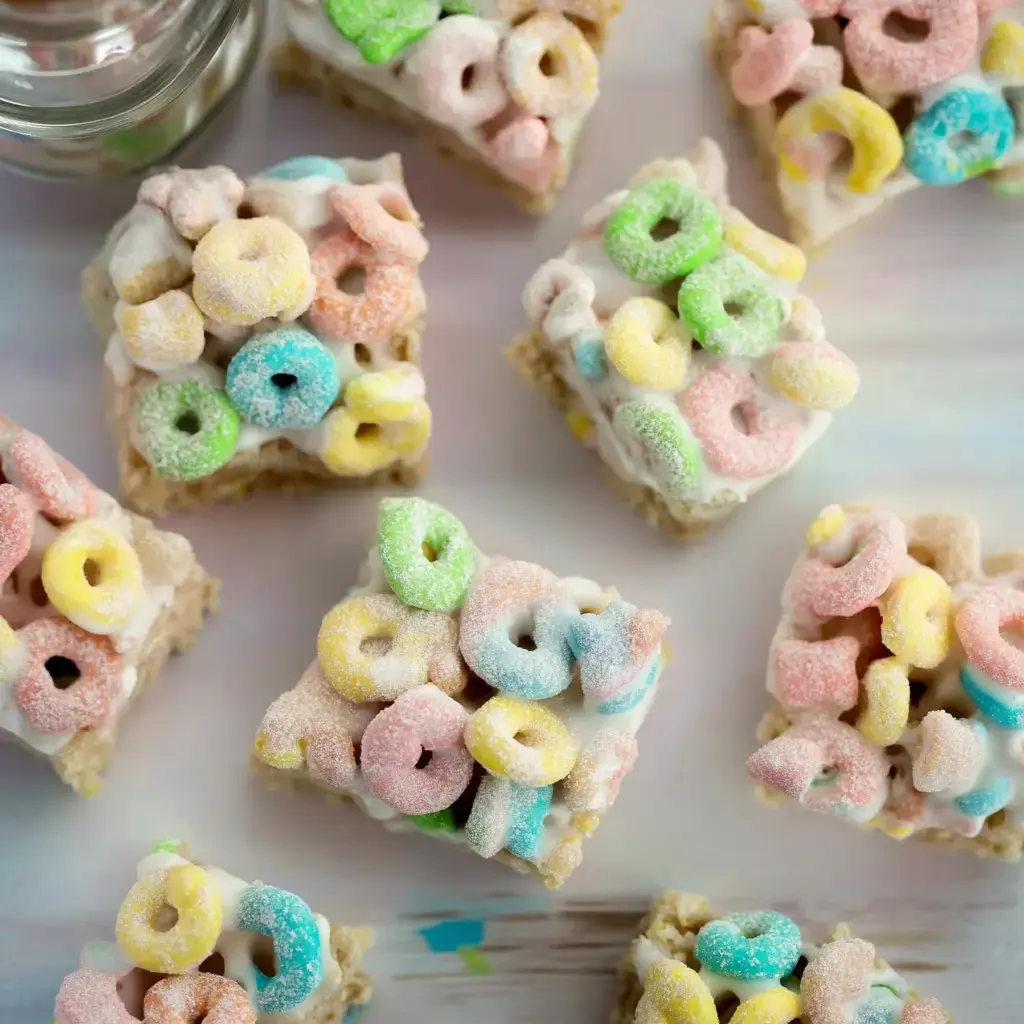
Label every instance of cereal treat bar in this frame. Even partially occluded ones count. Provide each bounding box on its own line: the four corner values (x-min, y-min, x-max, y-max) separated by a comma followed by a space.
508, 138, 858, 540
253, 496, 670, 888
708, 1, 1024, 249
82, 157, 431, 515
0, 418, 217, 795
749, 503, 1024, 861
273, 1, 624, 212
53, 839, 372, 1024
613, 892, 949, 1024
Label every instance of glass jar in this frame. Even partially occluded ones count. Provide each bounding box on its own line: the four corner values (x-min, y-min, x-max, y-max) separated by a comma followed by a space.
0, 0, 265, 178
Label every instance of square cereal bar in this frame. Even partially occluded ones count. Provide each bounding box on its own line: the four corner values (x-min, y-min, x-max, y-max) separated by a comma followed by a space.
52, 839, 372, 1024
253, 496, 670, 888
707, 2, 1024, 249
82, 156, 431, 515
749, 502, 1024, 861
273, 1, 624, 212
613, 891, 950, 1024
508, 137, 858, 540
0, 418, 217, 794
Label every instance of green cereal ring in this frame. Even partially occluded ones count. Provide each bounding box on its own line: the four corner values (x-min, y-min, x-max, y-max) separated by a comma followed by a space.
613, 401, 702, 502
378, 497, 478, 612
409, 808, 458, 832
603, 178, 723, 285
133, 380, 240, 481
678, 251, 785, 359
325, 0, 441, 64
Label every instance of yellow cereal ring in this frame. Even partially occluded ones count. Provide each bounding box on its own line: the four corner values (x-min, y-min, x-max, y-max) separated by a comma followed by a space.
881, 568, 953, 669
806, 504, 846, 548
982, 20, 1024, 78
115, 290, 205, 370
343, 366, 425, 421
0, 615, 23, 684
465, 695, 577, 787
731, 990, 802, 1024
776, 88, 903, 193
766, 341, 860, 411
192, 217, 313, 326
723, 209, 807, 282
41, 519, 144, 635
635, 960, 717, 1024
604, 297, 690, 390
320, 398, 431, 476
857, 656, 911, 747
255, 730, 306, 771
115, 864, 223, 973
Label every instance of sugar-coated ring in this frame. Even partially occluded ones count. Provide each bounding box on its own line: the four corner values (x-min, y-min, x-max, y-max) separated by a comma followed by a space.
954, 775, 1013, 818
502, 12, 599, 118
116, 289, 206, 370
344, 365, 425, 420
695, 910, 801, 982
604, 298, 691, 390
235, 882, 324, 1014
904, 88, 1015, 187
731, 990, 802, 1024
465, 775, 554, 859
465, 694, 578, 787
192, 216, 313, 326
563, 727, 638, 812
766, 341, 859, 411
4, 432, 97, 524
613, 401, 703, 502
143, 973, 256, 1024
405, 15, 507, 128
747, 718, 890, 817
769, 636, 861, 713
596, 658, 660, 715
913, 707, 985, 793
308, 228, 416, 344
41, 519, 144, 635
982, 19, 1024, 78
880, 568, 952, 669
900, 999, 948, 1024
459, 560, 576, 700
320, 397, 431, 476
317, 593, 465, 701
329, 183, 428, 263
634, 959, 717, 1024
678, 252, 785, 359
377, 497, 477, 612
226, 326, 340, 430
133, 380, 240, 482
961, 666, 1024, 730
137, 166, 245, 243
956, 587, 1024, 691
680, 364, 801, 480
856, 656, 911, 747
799, 937, 876, 1024
12, 618, 122, 734
0, 616, 23, 687
54, 970, 136, 1024
0, 483, 33, 585
776, 88, 903, 193
360, 684, 475, 814
572, 334, 608, 381
486, 113, 562, 193
258, 155, 348, 182
723, 208, 807, 282
324, 0, 438, 64
842, 0, 977, 94
522, 257, 597, 344
604, 177, 723, 285
731, 19, 814, 106
115, 864, 223, 974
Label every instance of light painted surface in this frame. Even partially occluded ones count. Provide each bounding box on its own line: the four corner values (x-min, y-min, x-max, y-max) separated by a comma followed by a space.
1, 4, 1023, 1022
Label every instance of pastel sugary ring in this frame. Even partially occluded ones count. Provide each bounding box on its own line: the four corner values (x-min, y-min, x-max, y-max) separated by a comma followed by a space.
0, 483, 33, 585
4, 431, 98, 524
634, 959, 718, 1024
612, 401, 703, 502
694, 910, 802, 982
55, 970, 137, 1024
466, 776, 554, 860
143, 973, 256, 1024
329, 182, 428, 263
956, 587, 1024, 691
799, 937, 877, 1024
769, 635, 860, 713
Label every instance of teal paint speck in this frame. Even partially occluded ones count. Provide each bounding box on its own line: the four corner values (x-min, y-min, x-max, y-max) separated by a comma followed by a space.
418, 918, 486, 953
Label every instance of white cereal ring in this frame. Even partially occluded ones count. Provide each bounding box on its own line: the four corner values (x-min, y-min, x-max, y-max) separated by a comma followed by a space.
138, 166, 245, 242
115, 290, 206, 371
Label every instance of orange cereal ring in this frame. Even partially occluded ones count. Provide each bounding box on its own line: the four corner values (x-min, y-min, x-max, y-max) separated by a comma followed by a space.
308, 229, 416, 345
142, 973, 256, 1024
329, 183, 428, 263
0, 483, 33, 585
4, 432, 98, 524
12, 618, 123, 734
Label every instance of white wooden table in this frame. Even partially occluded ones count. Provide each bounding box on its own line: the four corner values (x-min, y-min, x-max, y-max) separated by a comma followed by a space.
2, 5, 1023, 1021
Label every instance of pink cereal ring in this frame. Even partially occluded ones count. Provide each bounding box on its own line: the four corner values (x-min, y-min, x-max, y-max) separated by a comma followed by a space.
308, 229, 415, 345
359, 684, 474, 814
328, 183, 428, 263
143, 973, 256, 1024
956, 587, 1024, 691
842, 0, 978, 93
487, 114, 562, 193
404, 15, 507, 129
0, 483, 33, 584
732, 20, 814, 106
901, 998, 947, 1024
55, 970, 136, 1024
769, 636, 861, 713
803, 0, 844, 13
800, 938, 876, 1024
12, 618, 123, 734
4, 432, 97, 524
747, 718, 890, 816
563, 727, 638, 812
680, 364, 802, 480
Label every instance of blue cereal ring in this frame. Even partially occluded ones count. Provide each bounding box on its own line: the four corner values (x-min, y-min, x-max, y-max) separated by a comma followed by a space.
961, 665, 1024, 729
598, 660, 661, 716
506, 782, 554, 859
954, 776, 1013, 818
852, 987, 904, 1024
226, 327, 340, 429
695, 911, 802, 981
259, 156, 348, 182
904, 88, 1015, 186
466, 776, 553, 860
235, 883, 324, 1014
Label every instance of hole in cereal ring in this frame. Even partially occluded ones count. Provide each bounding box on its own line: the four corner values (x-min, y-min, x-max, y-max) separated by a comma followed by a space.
513, 728, 538, 748
354, 343, 373, 366
882, 11, 929, 41
154, 905, 179, 933
1000, 622, 1024, 653
723, 300, 745, 318
909, 679, 929, 706
421, 541, 438, 563
240, 242, 267, 264
515, 634, 538, 652
415, 749, 433, 770
539, 50, 560, 77
84, 558, 102, 586
714, 994, 741, 1020
199, 952, 226, 976
175, 410, 201, 436
30, 575, 49, 607
730, 404, 752, 436
830, 138, 855, 181
461, 64, 476, 91
251, 935, 279, 978
337, 267, 366, 295
360, 633, 393, 657
271, 372, 298, 390
355, 422, 379, 443
116, 967, 164, 1019
812, 765, 838, 787
650, 218, 679, 241
45, 656, 81, 690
